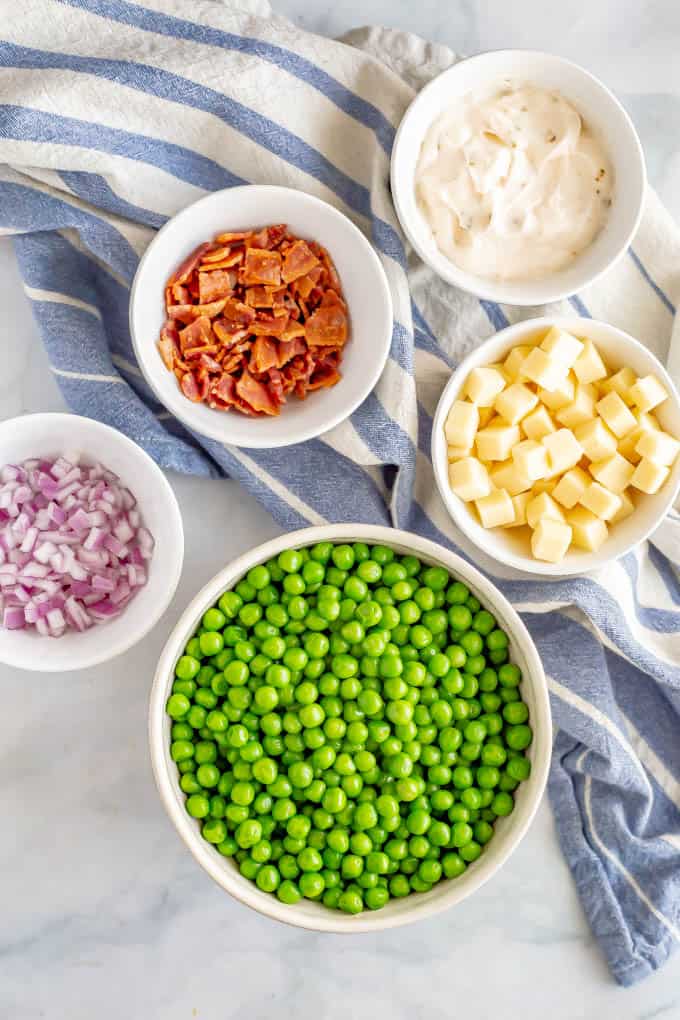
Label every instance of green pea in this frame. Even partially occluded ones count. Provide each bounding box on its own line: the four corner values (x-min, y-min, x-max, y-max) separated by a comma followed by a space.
506, 724, 533, 750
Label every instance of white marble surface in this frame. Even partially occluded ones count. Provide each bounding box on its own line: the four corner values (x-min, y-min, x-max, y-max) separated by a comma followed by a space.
2, 2, 680, 1017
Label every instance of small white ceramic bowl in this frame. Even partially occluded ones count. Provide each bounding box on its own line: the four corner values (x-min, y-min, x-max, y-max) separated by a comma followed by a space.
0, 413, 184, 672
130, 185, 393, 448
432, 317, 680, 577
149, 524, 550, 932
391, 50, 646, 306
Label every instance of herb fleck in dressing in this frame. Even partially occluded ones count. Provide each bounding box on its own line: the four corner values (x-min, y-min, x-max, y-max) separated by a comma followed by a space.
415, 83, 614, 282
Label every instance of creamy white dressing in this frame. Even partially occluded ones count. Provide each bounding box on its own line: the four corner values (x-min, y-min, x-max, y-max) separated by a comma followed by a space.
415, 83, 614, 282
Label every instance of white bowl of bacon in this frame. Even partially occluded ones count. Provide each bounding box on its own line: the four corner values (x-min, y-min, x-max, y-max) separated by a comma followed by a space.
129, 185, 393, 449
0, 413, 183, 672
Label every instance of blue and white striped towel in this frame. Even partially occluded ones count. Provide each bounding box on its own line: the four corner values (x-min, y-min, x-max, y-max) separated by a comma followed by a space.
1, 0, 679, 985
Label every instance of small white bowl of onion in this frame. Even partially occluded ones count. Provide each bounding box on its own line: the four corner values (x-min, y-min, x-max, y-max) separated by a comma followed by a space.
0, 413, 184, 671
432, 317, 680, 577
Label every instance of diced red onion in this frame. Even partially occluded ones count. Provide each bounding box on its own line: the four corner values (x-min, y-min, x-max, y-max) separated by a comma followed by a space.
65, 596, 91, 631
14, 485, 32, 505
56, 481, 80, 503
113, 517, 134, 545
20, 527, 38, 554
57, 466, 81, 489
22, 562, 50, 579
50, 458, 71, 480
92, 574, 116, 593
3, 606, 25, 629
104, 534, 128, 558
109, 580, 131, 605
68, 508, 92, 532
0, 455, 153, 637
83, 526, 106, 551
137, 528, 154, 560
34, 541, 57, 564
47, 503, 66, 526
77, 548, 109, 570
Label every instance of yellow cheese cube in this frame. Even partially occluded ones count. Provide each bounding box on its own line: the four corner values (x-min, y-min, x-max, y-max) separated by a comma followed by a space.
449, 458, 491, 502
538, 375, 575, 411
573, 339, 608, 384
567, 507, 608, 552
638, 410, 660, 431
603, 363, 636, 401
596, 391, 637, 438
628, 374, 668, 413
475, 423, 521, 462
540, 327, 584, 370
503, 345, 531, 381
589, 453, 635, 493
618, 411, 660, 462
556, 384, 597, 429
610, 490, 635, 524
552, 467, 591, 509
494, 382, 539, 426
477, 406, 496, 428
475, 489, 515, 528
580, 482, 622, 521
464, 366, 507, 406
512, 440, 550, 481
507, 491, 531, 528
447, 444, 471, 462
490, 460, 533, 496
573, 418, 617, 462
631, 457, 670, 494
532, 478, 557, 495
521, 405, 556, 441
599, 366, 636, 405
521, 347, 569, 391
543, 428, 583, 476
445, 400, 479, 449
635, 430, 680, 467
531, 518, 572, 563
526, 492, 565, 529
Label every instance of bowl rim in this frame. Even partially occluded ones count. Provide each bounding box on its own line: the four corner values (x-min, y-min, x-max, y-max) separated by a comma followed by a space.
431, 316, 680, 577
129, 184, 394, 449
390, 48, 647, 306
0, 412, 185, 671
149, 523, 551, 932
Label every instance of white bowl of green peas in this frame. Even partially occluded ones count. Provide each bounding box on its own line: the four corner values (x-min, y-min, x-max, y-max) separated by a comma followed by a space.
149, 525, 550, 931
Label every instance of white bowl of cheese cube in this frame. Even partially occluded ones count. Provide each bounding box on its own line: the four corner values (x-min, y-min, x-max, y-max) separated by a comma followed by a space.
432, 317, 680, 576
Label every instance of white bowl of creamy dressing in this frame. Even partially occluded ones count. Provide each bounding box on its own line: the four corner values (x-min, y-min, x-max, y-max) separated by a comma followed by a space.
391, 51, 646, 306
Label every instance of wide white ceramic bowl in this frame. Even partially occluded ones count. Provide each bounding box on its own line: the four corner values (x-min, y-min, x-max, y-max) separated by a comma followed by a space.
391, 50, 646, 305
432, 317, 680, 577
149, 524, 550, 932
0, 413, 184, 672
130, 185, 393, 448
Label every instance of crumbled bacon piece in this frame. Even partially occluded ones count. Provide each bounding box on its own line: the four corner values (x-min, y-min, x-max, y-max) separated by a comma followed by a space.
282, 239, 319, 284
198, 269, 235, 304
157, 224, 349, 417
305, 303, 348, 347
251, 336, 279, 374
169, 243, 213, 285
237, 369, 280, 416
158, 323, 180, 370
178, 316, 213, 353
242, 248, 282, 286
181, 372, 201, 401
